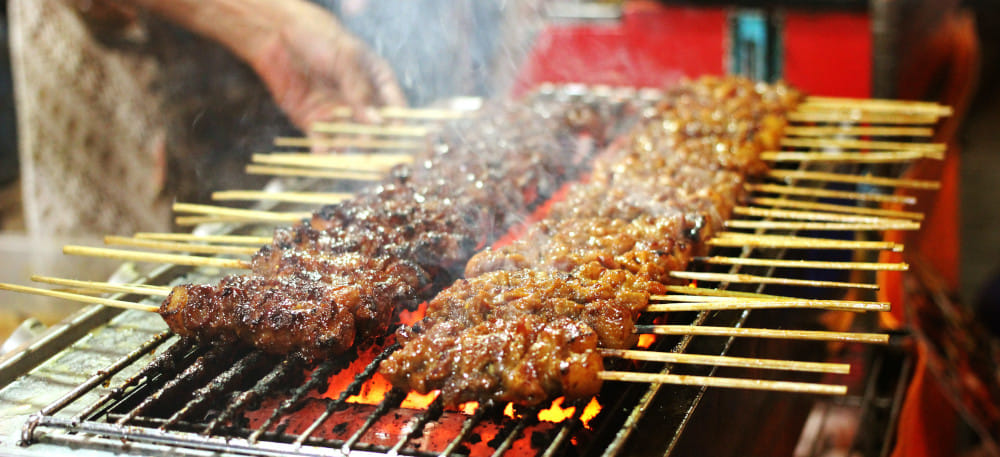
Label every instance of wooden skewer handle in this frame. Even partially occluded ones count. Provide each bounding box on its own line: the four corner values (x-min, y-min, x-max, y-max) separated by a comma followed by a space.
599, 348, 850, 374
63, 245, 249, 269
598, 371, 847, 395
637, 325, 889, 344
0, 282, 160, 312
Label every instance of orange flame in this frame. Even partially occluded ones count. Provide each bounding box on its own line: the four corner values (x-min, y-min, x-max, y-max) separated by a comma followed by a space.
398, 302, 427, 326
636, 334, 656, 348
401, 390, 438, 409
538, 396, 604, 428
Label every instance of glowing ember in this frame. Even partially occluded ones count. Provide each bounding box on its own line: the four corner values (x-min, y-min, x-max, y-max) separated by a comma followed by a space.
398, 302, 427, 326
459, 401, 479, 415
538, 397, 574, 423
636, 333, 656, 348
503, 403, 516, 419
401, 390, 438, 409
536, 397, 603, 428
580, 397, 602, 427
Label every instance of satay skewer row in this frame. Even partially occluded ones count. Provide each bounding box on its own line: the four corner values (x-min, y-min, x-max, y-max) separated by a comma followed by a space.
746, 197, 924, 220
601, 348, 849, 373
245, 164, 383, 181
761, 150, 943, 163
782, 126, 935, 137
598, 372, 847, 395
746, 183, 918, 205
273, 136, 423, 150
103, 236, 258, 256
310, 122, 430, 137
0, 281, 853, 395
710, 232, 904, 251
211, 190, 352, 205
0, 279, 883, 349
133, 233, 272, 245
780, 137, 945, 152
669, 271, 879, 290
766, 170, 940, 190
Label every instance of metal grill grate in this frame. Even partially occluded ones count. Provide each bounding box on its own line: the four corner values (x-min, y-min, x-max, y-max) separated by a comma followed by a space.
7, 88, 947, 457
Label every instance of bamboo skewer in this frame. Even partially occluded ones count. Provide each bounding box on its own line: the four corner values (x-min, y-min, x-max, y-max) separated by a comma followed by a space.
761, 150, 942, 163
133, 233, 272, 245
746, 183, 917, 205
104, 236, 259, 256
252, 152, 413, 168
636, 325, 889, 344
273, 137, 423, 150
62, 246, 249, 269
245, 164, 383, 181
0, 283, 160, 313
645, 299, 887, 313
212, 190, 352, 205
30, 275, 170, 296
711, 232, 903, 252
787, 111, 939, 125
599, 371, 846, 395
780, 137, 945, 152
733, 206, 910, 224
310, 122, 429, 137
802, 96, 952, 116
782, 126, 934, 137
725, 220, 920, 231
748, 197, 924, 221
663, 285, 804, 300
175, 215, 293, 226
651, 294, 887, 310
767, 170, 941, 190
669, 271, 879, 290
173, 203, 310, 223
695, 256, 908, 271
600, 348, 850, 374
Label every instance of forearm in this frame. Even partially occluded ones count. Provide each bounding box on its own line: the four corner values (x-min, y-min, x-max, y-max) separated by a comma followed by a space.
122, 0, 318, 64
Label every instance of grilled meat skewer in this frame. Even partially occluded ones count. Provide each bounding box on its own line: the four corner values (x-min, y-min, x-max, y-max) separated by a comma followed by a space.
380, 76, 803, 406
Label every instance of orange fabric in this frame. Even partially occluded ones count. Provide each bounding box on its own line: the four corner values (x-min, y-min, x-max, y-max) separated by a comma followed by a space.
881, 9, 979, 457
891, 341, 959, 457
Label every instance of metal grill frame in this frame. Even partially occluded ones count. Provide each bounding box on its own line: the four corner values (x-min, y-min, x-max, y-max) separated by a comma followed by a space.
7, 91, 932, 457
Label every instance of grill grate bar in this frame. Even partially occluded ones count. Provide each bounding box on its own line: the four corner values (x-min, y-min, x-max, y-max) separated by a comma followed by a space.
117, 344, 236, 426
248, 356, 352, 443
388, 397, 444, 454
163, 350, 267, 429
20, 331, 173, 444
341, 388, 407, 453
440, 403, 490, 457
203, 356, 303, 435
488, 410, 537, 457
293, 342, 400, 446
541, 400, 588, 457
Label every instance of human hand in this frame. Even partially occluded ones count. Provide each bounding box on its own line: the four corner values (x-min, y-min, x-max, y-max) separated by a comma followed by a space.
248, 2, 406, 129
